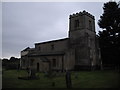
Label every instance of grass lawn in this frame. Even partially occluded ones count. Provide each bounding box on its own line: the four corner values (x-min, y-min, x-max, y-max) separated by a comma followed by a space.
2, 69, 120, 88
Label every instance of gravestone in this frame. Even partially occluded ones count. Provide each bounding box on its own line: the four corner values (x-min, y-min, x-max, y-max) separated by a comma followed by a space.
18, 68, 38, 80
75, 73, 78, 79
65, 71, 72, 88
26, 68, 37, 79
30, 69, 36, 78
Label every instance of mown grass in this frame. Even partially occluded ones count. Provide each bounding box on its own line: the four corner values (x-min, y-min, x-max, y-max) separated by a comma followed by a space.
2, 70, 120, 88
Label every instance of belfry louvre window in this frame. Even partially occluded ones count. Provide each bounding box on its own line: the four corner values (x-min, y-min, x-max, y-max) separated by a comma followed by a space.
89, 20, 92, 30
74, 20, 79, 28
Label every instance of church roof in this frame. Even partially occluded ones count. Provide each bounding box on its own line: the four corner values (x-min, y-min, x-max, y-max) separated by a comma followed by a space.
22, 47, 30, 51
35, 38, 68, 45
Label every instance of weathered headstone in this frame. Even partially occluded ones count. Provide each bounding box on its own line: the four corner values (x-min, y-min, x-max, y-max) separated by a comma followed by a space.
75, 73, 78, 79
65, 71, 72, 88
44, 72, 49, 77
26, 68, 37, 79
30, 69, 36, 78
18, 68, 38, 80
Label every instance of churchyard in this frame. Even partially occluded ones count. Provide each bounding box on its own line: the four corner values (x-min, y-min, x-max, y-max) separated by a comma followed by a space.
2, 69, 120, 88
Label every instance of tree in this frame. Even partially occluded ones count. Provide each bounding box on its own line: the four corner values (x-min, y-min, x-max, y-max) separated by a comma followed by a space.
2, 57, 20, 70
98, 1, 120, 67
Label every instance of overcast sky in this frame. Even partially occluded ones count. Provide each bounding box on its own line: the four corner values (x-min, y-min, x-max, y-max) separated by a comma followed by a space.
2, 2, 104, 59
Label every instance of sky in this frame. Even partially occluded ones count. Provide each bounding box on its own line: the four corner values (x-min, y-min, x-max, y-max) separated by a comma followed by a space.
2, 2, 104, 59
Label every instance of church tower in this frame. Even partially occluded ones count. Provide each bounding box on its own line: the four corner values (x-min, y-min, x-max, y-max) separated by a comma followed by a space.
69, 11, 98, 70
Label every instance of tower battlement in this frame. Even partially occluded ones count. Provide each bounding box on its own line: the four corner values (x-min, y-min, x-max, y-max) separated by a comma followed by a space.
69, 10, 94, 19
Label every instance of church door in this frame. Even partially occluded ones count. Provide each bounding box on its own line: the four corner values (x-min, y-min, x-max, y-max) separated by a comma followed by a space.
37, 63, 39, 71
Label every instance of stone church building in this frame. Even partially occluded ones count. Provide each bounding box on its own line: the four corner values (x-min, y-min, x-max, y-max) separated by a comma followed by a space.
20, 11, 101, 72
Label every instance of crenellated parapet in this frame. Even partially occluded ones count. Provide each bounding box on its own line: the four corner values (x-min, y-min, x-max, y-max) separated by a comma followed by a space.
69, 10, 94, 19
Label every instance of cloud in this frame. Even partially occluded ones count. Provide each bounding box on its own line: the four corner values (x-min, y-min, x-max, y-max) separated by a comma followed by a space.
2, 2, 103, 58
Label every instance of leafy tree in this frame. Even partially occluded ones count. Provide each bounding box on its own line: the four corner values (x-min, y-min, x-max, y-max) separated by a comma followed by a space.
2, 57, 20, 70
98, 1, 120, 67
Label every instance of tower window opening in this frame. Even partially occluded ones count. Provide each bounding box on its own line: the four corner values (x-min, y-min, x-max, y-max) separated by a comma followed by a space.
74, 20, 79, 28
89, 20, 92, 30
